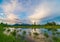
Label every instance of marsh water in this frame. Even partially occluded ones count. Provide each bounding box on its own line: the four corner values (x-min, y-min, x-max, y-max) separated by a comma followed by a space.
4, 28, 60, 42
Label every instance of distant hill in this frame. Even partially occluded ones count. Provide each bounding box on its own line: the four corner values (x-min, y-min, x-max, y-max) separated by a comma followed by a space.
12, 23, 31, 26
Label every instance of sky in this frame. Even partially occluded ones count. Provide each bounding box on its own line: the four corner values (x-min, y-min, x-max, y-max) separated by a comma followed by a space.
0, 0, 60, 24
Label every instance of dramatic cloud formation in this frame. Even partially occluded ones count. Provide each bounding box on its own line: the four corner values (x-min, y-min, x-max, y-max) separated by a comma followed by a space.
28, 0, 60, 24
0, 0, 60, 24
0, 0, 23, 24
29, 3, 51, 24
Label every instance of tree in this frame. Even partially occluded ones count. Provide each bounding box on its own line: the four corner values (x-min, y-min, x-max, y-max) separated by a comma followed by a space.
45, 22, 56, 26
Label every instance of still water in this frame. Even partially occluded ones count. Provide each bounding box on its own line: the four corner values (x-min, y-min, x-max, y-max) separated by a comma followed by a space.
4, 28, 60, 42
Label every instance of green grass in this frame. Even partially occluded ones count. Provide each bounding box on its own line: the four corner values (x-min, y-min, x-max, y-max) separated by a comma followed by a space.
0, 24, 60, 42
0, 26, 27, 42
0, 26, 16, 42
10, 25, 60, 29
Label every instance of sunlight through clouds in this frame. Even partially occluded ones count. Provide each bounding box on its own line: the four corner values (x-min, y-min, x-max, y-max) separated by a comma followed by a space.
28, 0, 60, 24
0, 0, 60, 24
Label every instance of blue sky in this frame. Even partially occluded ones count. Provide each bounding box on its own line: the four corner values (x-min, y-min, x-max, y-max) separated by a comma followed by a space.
0, 0, 60, 24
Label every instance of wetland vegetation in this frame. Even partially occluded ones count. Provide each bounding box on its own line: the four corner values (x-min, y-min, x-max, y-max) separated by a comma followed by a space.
0, 22, 60, 42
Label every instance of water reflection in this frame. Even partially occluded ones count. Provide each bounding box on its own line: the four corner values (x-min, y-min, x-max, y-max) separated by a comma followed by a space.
3, 28, 60, 42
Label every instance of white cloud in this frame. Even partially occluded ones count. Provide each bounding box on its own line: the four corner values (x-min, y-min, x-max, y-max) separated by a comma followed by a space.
2, 0, 23, 24
29, 2, 51, 24
28, 0, 60, 24
1, 0, 60, 24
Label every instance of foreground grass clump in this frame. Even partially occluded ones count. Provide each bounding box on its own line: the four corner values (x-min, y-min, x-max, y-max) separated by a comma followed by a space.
0, 26, 27, 42
52, 36, 60, 42
0, 26, 16, 42
0, 33, 15, 42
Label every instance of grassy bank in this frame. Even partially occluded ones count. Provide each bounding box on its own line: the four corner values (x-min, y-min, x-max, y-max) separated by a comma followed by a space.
0, 26, 27, 42
0, 26, 17, 42
11, 25, 60, 29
